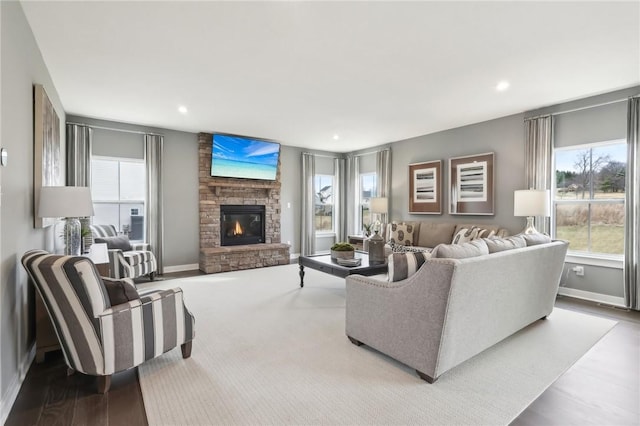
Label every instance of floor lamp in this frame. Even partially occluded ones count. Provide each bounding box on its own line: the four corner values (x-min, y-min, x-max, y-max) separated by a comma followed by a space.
39, 186, 94, 255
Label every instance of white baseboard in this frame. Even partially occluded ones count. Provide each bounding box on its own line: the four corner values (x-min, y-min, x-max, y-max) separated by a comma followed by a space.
0, 344, 35, 425
558, 286, 626, 307
163, 263, 200, 273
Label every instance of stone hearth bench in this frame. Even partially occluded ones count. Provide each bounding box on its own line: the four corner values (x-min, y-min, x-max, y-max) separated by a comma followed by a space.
200, 243, 290, 273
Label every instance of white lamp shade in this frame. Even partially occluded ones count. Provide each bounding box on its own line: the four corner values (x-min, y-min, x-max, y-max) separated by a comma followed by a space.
370, 197, 388, 214
39, 186, 94, 218
514, 189, 550, 217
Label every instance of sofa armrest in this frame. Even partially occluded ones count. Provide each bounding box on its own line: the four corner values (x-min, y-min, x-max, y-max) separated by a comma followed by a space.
346, 259, 457, 378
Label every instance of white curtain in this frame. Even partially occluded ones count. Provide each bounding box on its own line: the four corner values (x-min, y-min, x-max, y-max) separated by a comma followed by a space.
376, 148, 391, 224
145, 134, 164, 274
347, 155, 361, 236
301, 153, 316, 256
335, 157, 347, 242
625, 97, 640, 310
66, 124, 92, 186
524, 116, 554, 234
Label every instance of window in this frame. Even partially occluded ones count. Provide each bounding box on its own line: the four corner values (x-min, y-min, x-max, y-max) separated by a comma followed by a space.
553, 140, 626, 256
360, 173, 377, 228
314, 174, 334, 233
91, 157, 146, 241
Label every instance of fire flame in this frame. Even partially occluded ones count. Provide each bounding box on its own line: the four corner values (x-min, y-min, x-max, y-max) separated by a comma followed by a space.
233, 221, 243, 236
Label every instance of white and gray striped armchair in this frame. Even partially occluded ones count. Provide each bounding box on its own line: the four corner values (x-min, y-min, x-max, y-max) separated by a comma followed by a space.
89, 224, 158, 280
22, 250, 195, 393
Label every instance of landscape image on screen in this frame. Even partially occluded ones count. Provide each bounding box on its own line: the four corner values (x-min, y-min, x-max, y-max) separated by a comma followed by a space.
211, 134, 280, 180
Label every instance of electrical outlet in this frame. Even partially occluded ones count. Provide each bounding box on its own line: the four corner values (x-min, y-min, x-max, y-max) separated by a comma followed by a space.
572, 265, 585, 276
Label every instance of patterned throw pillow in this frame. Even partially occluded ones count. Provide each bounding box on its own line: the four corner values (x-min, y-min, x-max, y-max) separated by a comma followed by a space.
388, 223, 415, 246
388, 251, 430, 282
389, 242, 431, 254
451, 226, 495, 244
484, 235, 527, 253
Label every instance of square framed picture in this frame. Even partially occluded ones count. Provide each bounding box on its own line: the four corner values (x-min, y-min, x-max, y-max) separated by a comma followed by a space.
449, 152, 494, 215
409, 160, 442, 214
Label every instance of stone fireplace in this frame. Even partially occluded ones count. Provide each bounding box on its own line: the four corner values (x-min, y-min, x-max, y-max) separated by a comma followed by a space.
198, 133, 290, 273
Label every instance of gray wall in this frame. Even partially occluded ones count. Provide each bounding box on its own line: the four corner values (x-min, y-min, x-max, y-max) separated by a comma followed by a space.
0, 1, 66, 414
66, 115, 200, 269
387, 113, 525, 234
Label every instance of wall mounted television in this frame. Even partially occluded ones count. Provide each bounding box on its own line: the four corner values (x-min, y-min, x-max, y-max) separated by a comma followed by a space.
211, 133, 280, 181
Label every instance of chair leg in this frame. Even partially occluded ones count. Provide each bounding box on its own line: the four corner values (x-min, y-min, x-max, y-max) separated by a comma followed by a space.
149, 272, 156, 281
97, 375, 111, 394
181, 341, 192, 359
66, 367, 75, 376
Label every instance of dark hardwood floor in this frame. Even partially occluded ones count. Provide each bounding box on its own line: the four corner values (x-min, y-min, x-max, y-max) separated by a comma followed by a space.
6, 273, 639, 426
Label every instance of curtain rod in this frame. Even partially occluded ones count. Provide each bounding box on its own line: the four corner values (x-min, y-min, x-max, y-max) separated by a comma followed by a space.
66, 121, 163, 137
525, 97, 631, 121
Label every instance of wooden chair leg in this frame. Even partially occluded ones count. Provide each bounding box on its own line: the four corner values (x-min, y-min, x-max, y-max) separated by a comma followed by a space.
181, 341, 192, 358
149, 272, 156, 281
66, 367, 75, 376
97, 375, 111, 394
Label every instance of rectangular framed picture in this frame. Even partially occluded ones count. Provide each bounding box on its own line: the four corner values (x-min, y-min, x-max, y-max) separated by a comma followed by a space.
34, 84, 62, 228
409, 160, 442, 214
449, 152, 494, 215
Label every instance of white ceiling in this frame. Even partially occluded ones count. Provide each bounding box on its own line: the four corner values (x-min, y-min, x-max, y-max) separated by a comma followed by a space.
21, 1, 640, 152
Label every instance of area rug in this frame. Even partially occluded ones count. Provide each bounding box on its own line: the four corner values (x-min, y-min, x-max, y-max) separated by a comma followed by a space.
137, 264, 616, 425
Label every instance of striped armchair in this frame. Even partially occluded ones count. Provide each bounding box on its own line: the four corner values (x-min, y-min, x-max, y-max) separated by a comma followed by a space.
89, 224, 158, 280
22, 250, 195, 393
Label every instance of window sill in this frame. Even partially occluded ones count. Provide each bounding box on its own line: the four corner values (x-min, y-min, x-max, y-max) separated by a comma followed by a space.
565, 253, 623, 269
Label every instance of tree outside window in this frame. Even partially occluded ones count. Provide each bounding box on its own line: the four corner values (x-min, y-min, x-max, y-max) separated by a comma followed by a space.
314, 175, 334, 232
360, 173, 377, 233
554, 141, 626, 255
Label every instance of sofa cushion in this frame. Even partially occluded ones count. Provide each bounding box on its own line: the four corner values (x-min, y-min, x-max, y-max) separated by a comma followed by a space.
521, 233, 553, 246
388, 223, 415, 246
94, 235, 132, 251
102, 277, 139, 306
416, 222, 457, 248
388, 251, 430, 282
431, 239, 489, 259
451, 226, 495, 244
484, 235, 527, 253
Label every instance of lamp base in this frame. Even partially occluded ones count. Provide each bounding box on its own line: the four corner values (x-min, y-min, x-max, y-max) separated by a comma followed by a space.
54, 217, 82, 256
521, 216, 541, 235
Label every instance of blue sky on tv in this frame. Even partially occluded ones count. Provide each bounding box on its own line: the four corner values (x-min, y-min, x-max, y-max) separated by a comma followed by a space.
213, 135, 279, 165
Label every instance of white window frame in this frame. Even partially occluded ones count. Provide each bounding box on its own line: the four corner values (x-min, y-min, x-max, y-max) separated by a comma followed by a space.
91, 155, 146, 240
314, 174, 335, 235
551, 139, 625, 268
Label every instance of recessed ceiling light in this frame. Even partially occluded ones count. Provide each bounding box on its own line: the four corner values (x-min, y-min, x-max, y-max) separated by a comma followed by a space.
178, 105, 188, 114
496, 81, 510, 92
333, 134, 339, 140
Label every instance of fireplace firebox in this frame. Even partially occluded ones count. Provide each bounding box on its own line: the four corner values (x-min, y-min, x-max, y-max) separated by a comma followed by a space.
220, 205, 265, 246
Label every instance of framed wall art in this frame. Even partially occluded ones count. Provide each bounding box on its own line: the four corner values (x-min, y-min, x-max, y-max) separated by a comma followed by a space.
448, 152, 494, 215
34, 84, 62, 228
409, 160, 441, 214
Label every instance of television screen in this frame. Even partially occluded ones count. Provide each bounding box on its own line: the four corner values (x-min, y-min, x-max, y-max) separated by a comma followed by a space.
211, 134, 280, 181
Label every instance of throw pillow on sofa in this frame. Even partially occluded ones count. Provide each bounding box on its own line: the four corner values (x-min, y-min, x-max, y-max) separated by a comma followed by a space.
451, 226, 495, 244
94, 235, 132, 251
102, 277, 140, 306
484, 235, 527, 253
388, 241, 430, 253
388, 223, 415, 246
431, 239, 489, 259
388, 251, 430, 282
521, 233, 553, 246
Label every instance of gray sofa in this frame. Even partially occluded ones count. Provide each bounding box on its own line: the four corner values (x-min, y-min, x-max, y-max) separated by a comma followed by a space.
345, 239, 569, 383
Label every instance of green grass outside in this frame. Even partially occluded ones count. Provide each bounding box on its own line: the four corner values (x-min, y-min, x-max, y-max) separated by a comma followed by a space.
556, 224, 624, 255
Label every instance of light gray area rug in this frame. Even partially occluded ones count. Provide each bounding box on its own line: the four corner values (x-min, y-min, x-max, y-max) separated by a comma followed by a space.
137, 264, 616, 425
